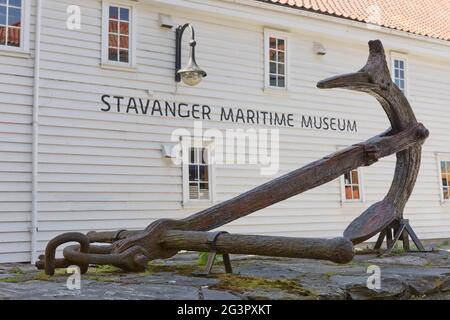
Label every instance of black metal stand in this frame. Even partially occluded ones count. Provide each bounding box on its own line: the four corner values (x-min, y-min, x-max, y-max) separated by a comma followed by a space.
204, 231, 233, 274
374, 219, 426, 255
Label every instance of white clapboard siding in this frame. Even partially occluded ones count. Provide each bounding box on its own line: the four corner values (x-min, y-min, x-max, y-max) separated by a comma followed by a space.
0, 0, 36, 263
0, 0, 450, 263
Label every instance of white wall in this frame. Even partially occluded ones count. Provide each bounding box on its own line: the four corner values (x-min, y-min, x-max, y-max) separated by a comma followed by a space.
0, 0, 36, 263
0, 0, 449, 263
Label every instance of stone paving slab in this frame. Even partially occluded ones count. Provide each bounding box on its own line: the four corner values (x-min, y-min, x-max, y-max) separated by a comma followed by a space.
0, 249, 448, 300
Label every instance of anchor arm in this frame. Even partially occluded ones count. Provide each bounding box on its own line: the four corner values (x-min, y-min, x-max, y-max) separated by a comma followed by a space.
318, 40, 426, 244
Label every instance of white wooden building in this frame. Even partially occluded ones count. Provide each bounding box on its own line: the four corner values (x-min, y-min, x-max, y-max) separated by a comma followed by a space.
1, 0, 450, 263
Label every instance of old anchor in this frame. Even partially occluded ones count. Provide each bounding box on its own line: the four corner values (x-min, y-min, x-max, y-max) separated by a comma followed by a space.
37, 40, 428, 275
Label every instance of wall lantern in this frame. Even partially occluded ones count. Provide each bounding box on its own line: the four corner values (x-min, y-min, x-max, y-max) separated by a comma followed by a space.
175, 23, 207, 86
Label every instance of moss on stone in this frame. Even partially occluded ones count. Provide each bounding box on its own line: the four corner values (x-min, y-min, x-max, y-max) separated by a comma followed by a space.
0, 270, 66, 283
210, 274, 317, 297
0, 275, 23, 283
84, 275, 118, 282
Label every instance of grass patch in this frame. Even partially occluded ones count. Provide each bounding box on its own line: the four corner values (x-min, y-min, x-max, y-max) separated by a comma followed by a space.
197, 252, 223, 266
10, 266, 25, 275
88, 265, 122, 274
210, 274, 316, 297
144, 262, 198, 275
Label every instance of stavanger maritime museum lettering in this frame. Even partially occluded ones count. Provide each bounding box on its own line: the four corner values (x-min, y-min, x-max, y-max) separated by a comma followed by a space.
100, 95, 358, 132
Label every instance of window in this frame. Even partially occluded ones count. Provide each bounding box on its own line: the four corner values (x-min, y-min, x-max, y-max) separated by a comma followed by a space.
101, 1, 136, 68
391, 53, 407, 94
182, 139, 215, 205
341, 169, 364, 202
439, 159, 450, 201
187, 147, 210, 200
0, 0, 30, 53
265, 30, 288, 90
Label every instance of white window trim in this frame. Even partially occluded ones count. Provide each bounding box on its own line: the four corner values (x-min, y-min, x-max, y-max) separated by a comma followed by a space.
436, 153, 450, 203
181, 137, 216, 207
0, 0, 31, 56
390, 51, 408, 96
340, 167, 365, 204
101, 0, 137, 70
264, 28, 289, 94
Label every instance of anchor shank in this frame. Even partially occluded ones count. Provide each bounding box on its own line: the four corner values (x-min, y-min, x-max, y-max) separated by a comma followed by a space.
160, 230, 354, 264
181, 123, 428, 232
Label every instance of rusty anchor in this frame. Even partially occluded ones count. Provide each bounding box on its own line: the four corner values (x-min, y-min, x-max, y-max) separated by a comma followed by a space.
37, 40, 428, 275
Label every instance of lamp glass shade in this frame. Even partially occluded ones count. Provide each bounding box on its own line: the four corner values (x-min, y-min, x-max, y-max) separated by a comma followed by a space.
178, 70, 205, 86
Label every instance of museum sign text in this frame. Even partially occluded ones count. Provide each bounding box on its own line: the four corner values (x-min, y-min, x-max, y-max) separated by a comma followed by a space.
100, 95, 358, 132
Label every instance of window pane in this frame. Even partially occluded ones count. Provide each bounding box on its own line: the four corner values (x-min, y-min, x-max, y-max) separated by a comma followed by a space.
201, 148, 209, 164
199, 183, 209, 200
119, 35, 128, 49
442, 175, 448, 187
277, 39, 285, 51
441, 161, 446, 173
269, 62, 276, 74
0, 5, 6, 25
0, 0, 6, 4
193, 148, 200, 163
9, 0, 21, 7
119, 22, 129, 35
352, 186, 360, 200
109, 6, 119, 20
269, 75, 276, 87
444, 188, 449, 200
399, 60, 404, 69
394, 60, 399, 68
109, 20, 118, 33
0, 26, 5, 44
199, 166, 208, 181
344, 172, 351, 185
108, 48, 118, 61
445, 161, 450, 174
108, 34, 118, 47
7, 27, 19, 46
189, 183, 199, 200
278, 63, 285, 75
189, 148, 195, 164
189, 165, 199, 182
345, 186, 353, 200
120, 8, 129, 21
269, 49, 276, 61
269, 37, 276, 49
119, 50, 128, 62
278, 76, 285, 88
278, 51, 285, 63
351, 170, 359, 184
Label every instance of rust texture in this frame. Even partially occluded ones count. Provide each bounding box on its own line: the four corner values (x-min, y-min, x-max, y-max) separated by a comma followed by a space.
37, 40, 427, 275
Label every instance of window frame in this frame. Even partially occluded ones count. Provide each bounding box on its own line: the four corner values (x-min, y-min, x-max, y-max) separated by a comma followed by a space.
0, 0, 31, 56
437, 154, 450, 203
101, 0, 137, 70
264, 29, 289, 92
390, 51, 408, 96
181, 137, 216, 206
340, 168, 365, 204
